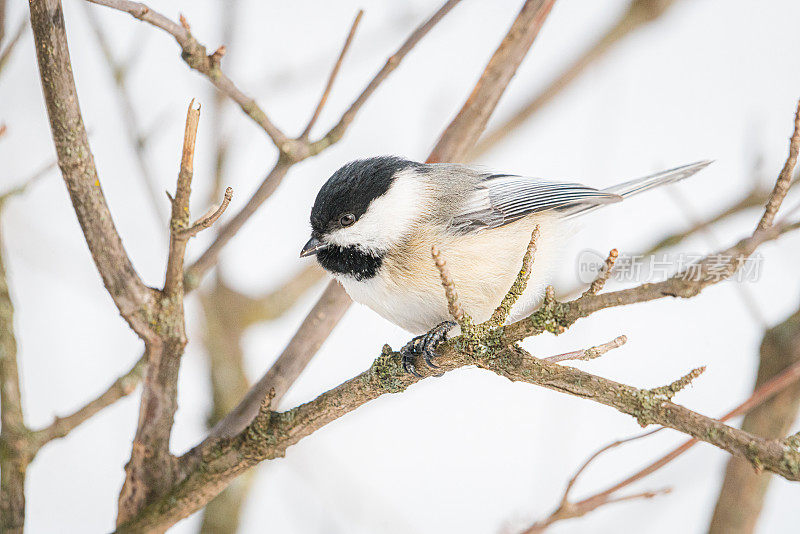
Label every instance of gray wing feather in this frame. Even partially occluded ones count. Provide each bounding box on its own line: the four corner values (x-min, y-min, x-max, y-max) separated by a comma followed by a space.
450, 174, 621, 233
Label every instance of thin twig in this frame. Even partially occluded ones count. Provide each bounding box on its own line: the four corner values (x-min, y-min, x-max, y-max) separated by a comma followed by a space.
29, 357, 145, 449
309, 0, 465, 156
0, 16, 25, 76
560, 428, 664, 505
175, 186, 233, 239
81, 2, 166, 227
85, 0, 294, 153
757, 99, 800, 230
0, 161, 56, 204
582, 248, 618, 297
641, 174, 799, 256
300, 10, 363, 139
431, 245, 467, 326
183, 0, 466, 290
164, 100, 201, 296
543, 335, 627, 363
529, 344, 800, 532
489, 226, 540, 325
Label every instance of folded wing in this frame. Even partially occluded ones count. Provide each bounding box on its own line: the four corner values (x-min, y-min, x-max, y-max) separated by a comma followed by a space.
450, 174, 621, 234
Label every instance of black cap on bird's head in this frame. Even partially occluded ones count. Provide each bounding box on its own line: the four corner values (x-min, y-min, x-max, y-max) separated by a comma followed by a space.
300, 156, 422, 257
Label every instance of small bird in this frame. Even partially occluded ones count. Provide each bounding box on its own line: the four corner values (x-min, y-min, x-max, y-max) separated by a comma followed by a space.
301, 156, 710, 375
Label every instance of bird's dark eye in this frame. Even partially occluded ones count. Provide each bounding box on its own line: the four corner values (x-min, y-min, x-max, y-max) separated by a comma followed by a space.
339, 213, 355, 227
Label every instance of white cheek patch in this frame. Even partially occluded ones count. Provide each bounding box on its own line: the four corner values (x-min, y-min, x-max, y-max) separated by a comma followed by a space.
326, 169, 427, 252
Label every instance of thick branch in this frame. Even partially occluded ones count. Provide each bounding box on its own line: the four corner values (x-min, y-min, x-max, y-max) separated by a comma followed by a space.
121, 335, 800, 532
206, 280, 352, 439
29, 0, 155, 338
118, 102, 228, 524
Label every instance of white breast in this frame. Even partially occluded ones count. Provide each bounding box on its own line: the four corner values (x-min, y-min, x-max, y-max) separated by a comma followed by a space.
336, 212, 566, 334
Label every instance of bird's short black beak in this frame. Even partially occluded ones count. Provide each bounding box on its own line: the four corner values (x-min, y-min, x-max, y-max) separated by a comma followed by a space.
300, 236, 327, 257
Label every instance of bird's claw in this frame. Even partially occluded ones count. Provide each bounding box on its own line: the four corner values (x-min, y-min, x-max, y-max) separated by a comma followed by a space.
400, 321, 456, 376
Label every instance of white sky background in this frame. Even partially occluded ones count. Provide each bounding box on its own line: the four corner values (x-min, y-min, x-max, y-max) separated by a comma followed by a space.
2, 0, 800, 532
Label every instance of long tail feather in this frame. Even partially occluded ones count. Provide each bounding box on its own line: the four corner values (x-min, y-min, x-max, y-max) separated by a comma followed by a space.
603, 160, 713, 198
561, 160, 712, 219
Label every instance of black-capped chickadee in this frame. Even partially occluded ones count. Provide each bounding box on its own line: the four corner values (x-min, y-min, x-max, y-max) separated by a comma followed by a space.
301, 156, 710, 375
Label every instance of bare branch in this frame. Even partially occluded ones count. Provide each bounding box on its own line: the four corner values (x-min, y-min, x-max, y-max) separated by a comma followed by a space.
184, 0, 466, 289
0, 192, 26, 533
582, 248, 618, 297
300, 10, 363, 139
29, 357, 145, 449
81, 2, 166, 227
531, 330, 800, 532
431, 245, 468, 326
309, 0, 465, 155
29, 0, 155, 338
428, 0, 557, 163
164, 101, 201, 296
757, 99, 800, 230
0, 16, 26, 77
206, 280, 352, 440
543, 335, 627, 363
489, 226, 540, 325
708, 306, 800, 534
85, 0, 293, 152
471, 0, 679, 159
175, 186, 233, 239
126, 334, 800, 531
0, 161, 56, 204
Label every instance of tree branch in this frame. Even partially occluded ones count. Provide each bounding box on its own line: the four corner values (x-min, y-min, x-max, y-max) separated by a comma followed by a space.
206, 280, 352, 439
183, 0, 466, 289
122, 96, 800, 530
0, 15, 26, 77
81, 2, 167, 227
708, 306, 800, 534
0, 196, 27, 534
428, 0, 556, 163
29, 357, 145, 450
202, 0, 559, 450
121, 322, 800, 532
758, 99, 800, 230
470, 0, 679, 159
84, 0, 294, 153
29, 0, 155, 339
300, 10, 363, 139
118, 102, 232, 524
